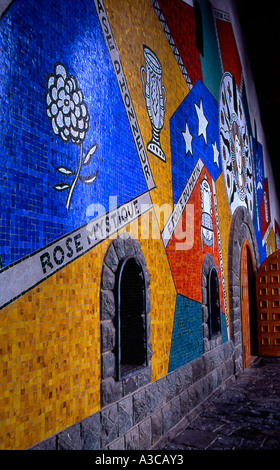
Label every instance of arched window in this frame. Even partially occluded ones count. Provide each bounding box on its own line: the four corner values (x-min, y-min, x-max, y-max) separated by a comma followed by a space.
100, 234, 152, 406
117, 256, 148, 380
208, 266, 221, 338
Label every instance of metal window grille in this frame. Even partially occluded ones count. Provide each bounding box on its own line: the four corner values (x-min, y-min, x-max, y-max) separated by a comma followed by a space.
116, 256, 148, 380
208, 266, 221, 338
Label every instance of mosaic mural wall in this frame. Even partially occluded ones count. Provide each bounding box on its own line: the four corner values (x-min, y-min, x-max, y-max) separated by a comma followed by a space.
0, 0, 279, 450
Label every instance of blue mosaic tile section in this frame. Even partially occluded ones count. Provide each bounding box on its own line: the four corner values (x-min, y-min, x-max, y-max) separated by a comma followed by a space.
221, 311, 228, 344
0, 0, 148, 268
170, 80, 221, 206
168, 294, 203, 373
252, 137, 267, 265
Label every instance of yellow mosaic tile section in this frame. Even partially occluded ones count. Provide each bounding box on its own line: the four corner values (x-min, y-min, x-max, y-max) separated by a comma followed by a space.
266, 227, 276, 257
129, 209, 177, 382
104, 0, 189, 230
215, 173, 232, 326
0, 244, 107, 450
0, 208, 176, 449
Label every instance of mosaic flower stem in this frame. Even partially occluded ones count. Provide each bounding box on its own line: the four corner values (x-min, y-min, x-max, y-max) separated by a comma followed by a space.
46, 63, 98, 211
66, 143, 83, 211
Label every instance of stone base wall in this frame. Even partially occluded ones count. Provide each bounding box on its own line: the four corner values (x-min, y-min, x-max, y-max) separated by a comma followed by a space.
30, 340, 235, 450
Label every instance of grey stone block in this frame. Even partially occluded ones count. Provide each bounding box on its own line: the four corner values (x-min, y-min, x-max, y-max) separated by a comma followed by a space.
101, 404, 118, 448
81, 427, 101, 450
232, 296, 240, 309
231, 318, 241, 335
113, 236, 125, 260
156, 376, 168, 407
101, 377, 122, 407
201, 273, 207, 287
139, 418, 152, 449
145, 385, 159, 416
211, 349, 221, 369
201, 286, 207, 305
131, 238, 142, 256
175, 363, 192, 395
133, 388, 147, 425
102, 264, 115, 290
136, 249, 147, 268
202, 322, 209, 339
122, 374, 138, 396
147, 381, 161, 413
225, 358, 234, 379
104, 243, 119, 272
30, 436, 57, 450
118, 396, 133, 435
57, 423, 82, 450
202, 304, 208, 323
209, 368, 218, 393
148, 341, 153, 361
81, 412, 101, 450
137, 366, 152, 388
151, 409, 163, 446
162, 402, 172, 434
108, 436, 125, 450
102, 351, 116, 379
101, 289, 115, 321
188, 382, 203, 410
101, 321, 115, 353
165, 373, 176, 401
203, 352, 216, 376
125, 426, 139, 450
146, 289, 151, 312
144, 267, 151, 287
179, 389, 189, 417
192, 356, 206, 383
123, 235, 135, 256
203, 337, 210, 353
171, 396, 181, 427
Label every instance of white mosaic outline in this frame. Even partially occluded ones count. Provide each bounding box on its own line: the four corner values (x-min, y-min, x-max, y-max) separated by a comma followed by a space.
94, 0, 156, 191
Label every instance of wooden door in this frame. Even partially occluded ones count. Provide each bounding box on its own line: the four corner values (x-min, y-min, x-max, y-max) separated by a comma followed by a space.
240, 241, 253, 368
256, 251, 280, 357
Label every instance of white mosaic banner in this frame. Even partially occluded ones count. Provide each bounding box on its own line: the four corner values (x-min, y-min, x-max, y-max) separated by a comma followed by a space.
161, 158, 204, 247
0, 192, 153, 310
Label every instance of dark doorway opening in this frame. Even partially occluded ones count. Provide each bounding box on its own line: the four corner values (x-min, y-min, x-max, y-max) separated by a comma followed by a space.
208, 266, 221, 339
117, 256, 147, 380
247, 246, 258, 356
241, 241, 258, 368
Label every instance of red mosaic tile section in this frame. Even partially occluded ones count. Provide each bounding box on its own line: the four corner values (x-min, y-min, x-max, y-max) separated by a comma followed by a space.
216, 19, 242, 89
157, 0, 203, 86
166, 167, 225, 313
260, 178, 272, 240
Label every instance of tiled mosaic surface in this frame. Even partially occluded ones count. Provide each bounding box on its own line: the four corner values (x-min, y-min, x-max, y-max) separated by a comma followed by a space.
166, 165, 225, 310
0, 0, 279, 449
168, 294, 228, 373
170, 79, 221, 206
168, 295, 204, 372
0, 0, 148, 268
0, 210, 177, 449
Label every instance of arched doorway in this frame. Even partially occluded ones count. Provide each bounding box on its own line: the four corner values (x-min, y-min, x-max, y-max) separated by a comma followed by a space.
228, 206, 259, 373
240, 240, 258, 368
